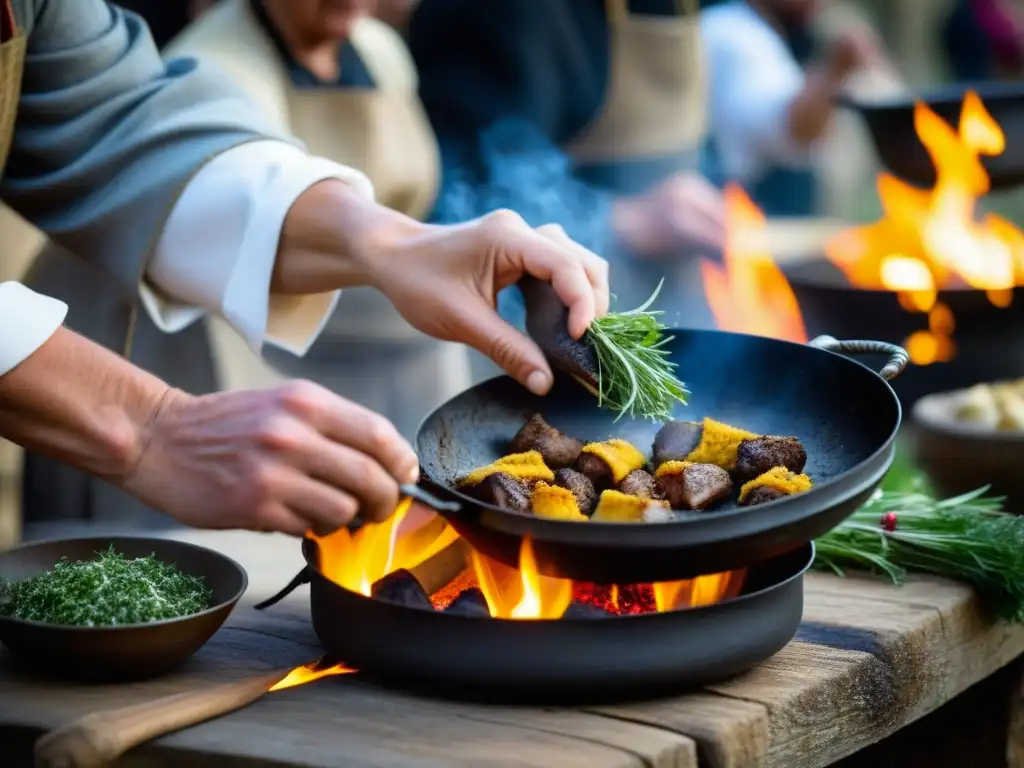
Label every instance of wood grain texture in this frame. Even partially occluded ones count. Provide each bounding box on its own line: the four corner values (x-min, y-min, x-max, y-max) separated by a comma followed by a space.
2, 528, 1023, 768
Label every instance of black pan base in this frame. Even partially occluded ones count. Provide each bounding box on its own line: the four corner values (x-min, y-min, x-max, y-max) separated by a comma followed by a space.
301, 541, 813, 704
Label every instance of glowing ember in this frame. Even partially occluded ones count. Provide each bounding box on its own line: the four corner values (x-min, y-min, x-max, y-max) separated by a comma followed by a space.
826, 90, 1023, 364
701, 184, 809, 344
269, 658, 356, 692
309, 501, 746, 624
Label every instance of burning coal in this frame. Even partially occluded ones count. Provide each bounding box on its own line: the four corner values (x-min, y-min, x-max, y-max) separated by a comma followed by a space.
309, 507, 746, 622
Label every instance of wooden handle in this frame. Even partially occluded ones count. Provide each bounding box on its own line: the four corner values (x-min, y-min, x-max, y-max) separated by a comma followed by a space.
34, 668, 289, 768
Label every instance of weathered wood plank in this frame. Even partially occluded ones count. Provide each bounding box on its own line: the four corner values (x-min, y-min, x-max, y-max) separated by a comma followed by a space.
3, 528, 1023, 768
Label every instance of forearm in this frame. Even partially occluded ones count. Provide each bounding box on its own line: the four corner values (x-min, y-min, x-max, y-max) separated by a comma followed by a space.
0, 327, 168, 485
270, 179, 418, 296
788, 66, 845, 147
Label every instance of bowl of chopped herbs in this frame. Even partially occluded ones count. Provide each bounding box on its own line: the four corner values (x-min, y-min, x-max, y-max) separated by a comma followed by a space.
0, 536, 247, 681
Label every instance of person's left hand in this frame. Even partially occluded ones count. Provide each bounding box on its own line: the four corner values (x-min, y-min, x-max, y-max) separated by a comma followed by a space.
613, 171, 727, 257
361, 212, 610, 396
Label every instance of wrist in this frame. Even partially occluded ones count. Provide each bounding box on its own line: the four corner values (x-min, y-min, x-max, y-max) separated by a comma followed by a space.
0, 327, 173, 484
272, 179, 422, 295
612, 197, 662, 257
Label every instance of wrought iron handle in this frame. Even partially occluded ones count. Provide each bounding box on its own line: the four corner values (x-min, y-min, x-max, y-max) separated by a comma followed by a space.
399, 483, 463, 514
808, 335, 909, 381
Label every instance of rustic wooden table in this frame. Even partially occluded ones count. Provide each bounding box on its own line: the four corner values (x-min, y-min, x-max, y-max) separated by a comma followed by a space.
2, 527, 1024, 768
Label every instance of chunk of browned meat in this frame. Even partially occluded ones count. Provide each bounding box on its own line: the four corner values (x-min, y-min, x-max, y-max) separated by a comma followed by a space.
554, 468, 597, 515
655, 464, 733, 510
618, 469, 655, 499
574, 452, 614, 490
734, 436, 807, 483
652, 420, 704, 467
739, 486, 787, 507
466, 472, 532, 513
509, 413, 583, 468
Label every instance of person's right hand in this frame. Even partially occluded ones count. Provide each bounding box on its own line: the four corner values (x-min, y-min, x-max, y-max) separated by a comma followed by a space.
123, 382, 419, 537
826, 25, 885, 80
612, 171, 727, 257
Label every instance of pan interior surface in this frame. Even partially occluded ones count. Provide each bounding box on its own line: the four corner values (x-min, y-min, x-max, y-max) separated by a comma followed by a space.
418, 329, 900, 517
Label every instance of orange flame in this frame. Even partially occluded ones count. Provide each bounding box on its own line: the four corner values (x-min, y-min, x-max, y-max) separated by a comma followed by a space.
701, 184, 808, 343
826, 90, 1023, 364
269, 659, 356, 692
309, 498, 461, 595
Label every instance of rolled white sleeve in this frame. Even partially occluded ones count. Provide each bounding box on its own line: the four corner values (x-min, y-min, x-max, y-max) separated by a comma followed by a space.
701, 4, 810, 185
0, 282, 68, 376
141, 140, 375, 356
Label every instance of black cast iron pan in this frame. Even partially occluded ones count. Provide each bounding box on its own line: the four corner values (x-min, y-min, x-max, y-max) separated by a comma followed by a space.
257, 539, 813, 703
836, 81, 1024, 191
401, 328, 905, 585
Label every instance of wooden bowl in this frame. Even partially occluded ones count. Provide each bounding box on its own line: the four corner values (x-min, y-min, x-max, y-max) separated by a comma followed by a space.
911, 393, 1024, 511
0, 536, 247, 682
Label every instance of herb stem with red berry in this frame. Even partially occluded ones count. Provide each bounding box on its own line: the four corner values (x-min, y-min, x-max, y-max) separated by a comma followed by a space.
813, 487, 1024, 622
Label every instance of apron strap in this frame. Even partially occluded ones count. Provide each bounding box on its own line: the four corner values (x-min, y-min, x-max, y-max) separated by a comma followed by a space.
604, 0, 700, 21
1, 0, 15, 42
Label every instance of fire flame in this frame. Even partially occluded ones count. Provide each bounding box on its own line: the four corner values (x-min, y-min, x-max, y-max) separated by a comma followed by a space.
825, 90, 1023, 364
701, 184, 809, 344
269, 659, 355, 692
309, 498, 461, 595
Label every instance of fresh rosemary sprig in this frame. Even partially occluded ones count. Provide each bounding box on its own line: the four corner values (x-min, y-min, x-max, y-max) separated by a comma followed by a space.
0, 545, 212, 627
585, 280, 689, 421
814, 487, 1024, 622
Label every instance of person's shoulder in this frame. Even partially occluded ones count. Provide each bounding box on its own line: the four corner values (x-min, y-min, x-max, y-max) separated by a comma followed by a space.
700, 2, 790, 53
350, 16, 418, 90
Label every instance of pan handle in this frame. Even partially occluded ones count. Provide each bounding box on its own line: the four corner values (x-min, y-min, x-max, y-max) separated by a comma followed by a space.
253, 568, 310, 611
809, 335, 909, 381
399, 483, 463, 514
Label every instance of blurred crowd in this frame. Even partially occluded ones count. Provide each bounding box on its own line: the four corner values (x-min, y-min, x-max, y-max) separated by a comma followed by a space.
12, 0, 1022, 531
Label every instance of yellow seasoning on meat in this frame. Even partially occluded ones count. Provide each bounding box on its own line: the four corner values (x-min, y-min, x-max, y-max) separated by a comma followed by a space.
685, 418, 759, 470
531, 482, 588, 521
459, 450, 554, 487
580, 439, 647, 483
738, 466, 814, 504
591, 489, 670, 523
654, 460, 692, 478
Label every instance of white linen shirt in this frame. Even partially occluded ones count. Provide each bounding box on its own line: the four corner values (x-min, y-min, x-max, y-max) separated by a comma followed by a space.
701, 1, 811, 186
0, 141, 373, 377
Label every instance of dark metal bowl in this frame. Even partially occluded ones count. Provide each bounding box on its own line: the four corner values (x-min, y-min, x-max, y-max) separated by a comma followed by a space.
837, 81, 1024, 190
784, 259, 1024, 408
0, 536, 247, 682
911, 392, 1024, 511
259, 539, 813, 703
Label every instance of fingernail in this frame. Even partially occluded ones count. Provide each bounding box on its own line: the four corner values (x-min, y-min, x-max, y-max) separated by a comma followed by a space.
406, 465, 420, 484
526, 370, 551, 395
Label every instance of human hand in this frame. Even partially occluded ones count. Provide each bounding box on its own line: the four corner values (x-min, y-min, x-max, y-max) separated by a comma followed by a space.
356, 211, 610, 396
123, 382, 419, 537
826, 25, 885, 81
612, 172, 726, 257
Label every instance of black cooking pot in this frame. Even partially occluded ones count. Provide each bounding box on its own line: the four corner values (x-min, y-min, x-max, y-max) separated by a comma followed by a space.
257, 539, 814, 702
784, 259, 1024, 407
398, 329, 905, 585
836, 81, 1024, 191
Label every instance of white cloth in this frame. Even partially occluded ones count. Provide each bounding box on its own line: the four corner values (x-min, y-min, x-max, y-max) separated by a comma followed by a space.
0, 282, 68, 376
0, 140, 375, 376
701, 2, 810, 186
142, 140, 375, 356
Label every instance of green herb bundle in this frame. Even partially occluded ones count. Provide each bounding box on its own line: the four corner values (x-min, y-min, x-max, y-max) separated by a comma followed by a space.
0, 546, 212, 627
585, 280, 689, 421
814, 487, 1024, 622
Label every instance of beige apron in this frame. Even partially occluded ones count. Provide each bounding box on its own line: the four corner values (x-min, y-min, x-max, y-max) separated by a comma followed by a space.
259, 33, 471, 440
566, 0, 705, 171
567, 0, 714, 329
0, 34, 24, 178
